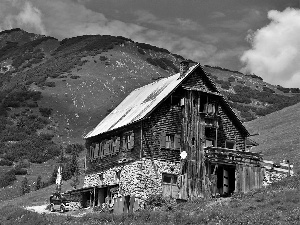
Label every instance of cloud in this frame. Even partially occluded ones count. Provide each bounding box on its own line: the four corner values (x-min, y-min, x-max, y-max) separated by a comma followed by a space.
210, 11, 226, 19
0, 0, 219, 65
241, 8, 300, 88
134, 10, 202, 32
0, 0, 46, 35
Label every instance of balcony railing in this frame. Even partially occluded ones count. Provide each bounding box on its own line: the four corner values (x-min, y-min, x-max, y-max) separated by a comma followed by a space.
204, 146, 263, 165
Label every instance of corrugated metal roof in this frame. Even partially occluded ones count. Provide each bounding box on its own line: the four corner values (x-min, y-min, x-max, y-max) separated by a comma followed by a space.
85, 64, 199, 138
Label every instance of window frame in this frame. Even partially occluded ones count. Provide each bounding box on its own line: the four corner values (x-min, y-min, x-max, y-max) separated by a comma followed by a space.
225, 140, 236, 149
162, 173, 178, 185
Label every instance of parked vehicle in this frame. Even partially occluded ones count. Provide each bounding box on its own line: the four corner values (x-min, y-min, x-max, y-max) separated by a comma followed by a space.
49, 192, 70, 213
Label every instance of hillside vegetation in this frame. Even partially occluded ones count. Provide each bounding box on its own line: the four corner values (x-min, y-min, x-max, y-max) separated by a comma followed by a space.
246, 102, 300, 169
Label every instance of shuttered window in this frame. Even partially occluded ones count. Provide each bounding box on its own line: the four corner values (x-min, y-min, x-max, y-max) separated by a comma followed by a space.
99, 142, 104, 158
94, 143, 99, 158
115, 137, 120, 153
90, 145, 95, 159
104, 141, 109, 156
160, 132, 181, 150
160, 131, 166, 148
122, 132, 135, 151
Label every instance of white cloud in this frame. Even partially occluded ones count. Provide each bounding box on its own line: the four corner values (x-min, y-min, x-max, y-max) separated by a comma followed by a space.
0, 0, 46, 35
241, 8, 300, 88
17, 1, 47, 35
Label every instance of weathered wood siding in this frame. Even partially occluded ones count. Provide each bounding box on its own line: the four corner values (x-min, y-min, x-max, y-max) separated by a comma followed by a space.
86, 124, 142, 173
217, 107, 246, 151
235, 165, 264, 193
142, 92, 182, 162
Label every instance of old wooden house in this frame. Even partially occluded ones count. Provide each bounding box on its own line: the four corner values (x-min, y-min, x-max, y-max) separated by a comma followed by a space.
82, 62, 264, 209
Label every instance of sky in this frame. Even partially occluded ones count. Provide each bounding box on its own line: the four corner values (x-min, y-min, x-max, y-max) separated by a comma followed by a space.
0, 0, 299, 87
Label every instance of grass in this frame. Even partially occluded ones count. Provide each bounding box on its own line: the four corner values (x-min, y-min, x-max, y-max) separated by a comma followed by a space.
1, 175, 300, 224
246, 102, 300, 169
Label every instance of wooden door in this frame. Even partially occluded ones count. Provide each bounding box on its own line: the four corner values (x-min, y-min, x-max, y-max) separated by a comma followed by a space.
162, 174, 179, 198
223, 168, 229, 195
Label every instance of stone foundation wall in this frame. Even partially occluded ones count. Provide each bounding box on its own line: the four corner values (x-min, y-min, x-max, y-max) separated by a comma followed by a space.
83, 158, 180, 200
263, 170, 293, 186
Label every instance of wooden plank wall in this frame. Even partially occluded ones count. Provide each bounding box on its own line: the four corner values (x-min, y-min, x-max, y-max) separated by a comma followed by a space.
234, 165, 263, 193
181, 90, 208, 199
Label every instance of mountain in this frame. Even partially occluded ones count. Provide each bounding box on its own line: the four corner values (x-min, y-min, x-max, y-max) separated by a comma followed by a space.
246, 102, 300, 168
0, 28, 299, 155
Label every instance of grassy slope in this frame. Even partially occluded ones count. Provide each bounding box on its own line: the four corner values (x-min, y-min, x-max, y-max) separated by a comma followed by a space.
245, 102, 300, 168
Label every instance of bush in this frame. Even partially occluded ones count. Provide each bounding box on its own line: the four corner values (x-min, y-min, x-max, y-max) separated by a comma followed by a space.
245, 74, 263, 80
65, 143, 85, 155
44, 81, 55, 87
70, 75, 80, 79
228, 76, 235, 82
137, 48, 146, 55
39, 107, 52, 117
13, 166, 28, 175
136, 43, 170, 54
20, 177, 30, 195
0, 158, 13, 166
0, 169, 16, 188
263, 86, 275, 93
35, 175, 42, 191
99, 56, 108, 61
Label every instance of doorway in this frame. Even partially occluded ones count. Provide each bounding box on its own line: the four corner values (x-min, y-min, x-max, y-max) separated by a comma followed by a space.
212, 164, 235, 197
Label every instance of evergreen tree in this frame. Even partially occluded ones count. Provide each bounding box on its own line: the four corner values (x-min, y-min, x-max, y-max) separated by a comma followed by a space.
49, 165, 58, 184
70, 166, 80, 189
21, 176, 30, 195
35, 175, 42, 191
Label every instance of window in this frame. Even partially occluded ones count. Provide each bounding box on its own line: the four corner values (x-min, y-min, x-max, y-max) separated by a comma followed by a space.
122, 132, 134, 151
162, 174, 177, 184
166, 135, 174, 149
205, 139, 214, 147
162, 173, 178, 198
89, 143, 96, 159
225, 140, 236, 149
171, 95, 180, 106
200, 95, 208, 112
113, 137, 120, 154
160, 132, 181, 150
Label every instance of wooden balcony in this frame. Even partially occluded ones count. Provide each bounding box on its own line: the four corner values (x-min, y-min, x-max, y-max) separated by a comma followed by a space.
204, 146, 263, 166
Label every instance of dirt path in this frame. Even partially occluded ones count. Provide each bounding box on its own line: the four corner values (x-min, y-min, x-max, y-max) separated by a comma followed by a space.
25, 204, 93, 217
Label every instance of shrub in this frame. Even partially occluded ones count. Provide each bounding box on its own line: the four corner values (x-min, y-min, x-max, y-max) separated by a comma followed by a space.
26, 101, 38, 108
39, 133, 54, 140
0, 158, 13, 166
39, 107, 52, 117
44, 81, 55, 87
13, 166, 28, 175
65, 143, 85, 155
20, 177, 30, 195
263, 86, 275, 93
245, 74, 263, 80
228, 76, 235, 82
136, 43, 170, 54
290, 88, 300, 93
35, 175, 42, 191
70, 75, 80, 79
0, 169, 16, 188
99, 56, 108, 61
137, 48, 146, 55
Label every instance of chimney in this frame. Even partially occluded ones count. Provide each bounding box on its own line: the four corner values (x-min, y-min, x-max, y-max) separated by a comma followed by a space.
179, 60, 189, 78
